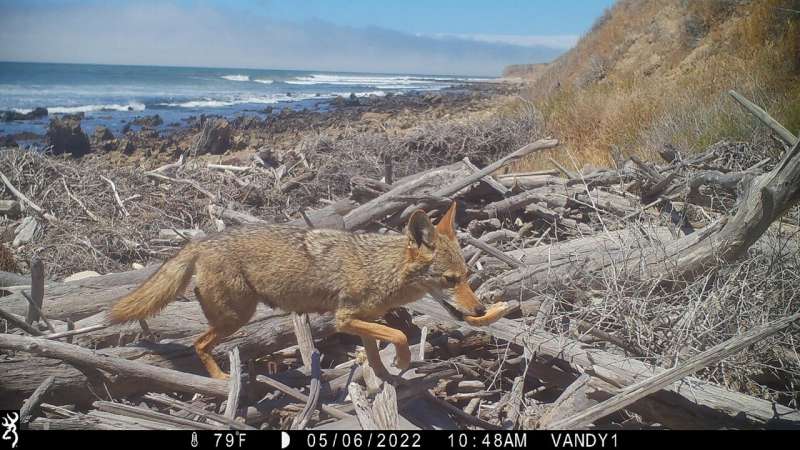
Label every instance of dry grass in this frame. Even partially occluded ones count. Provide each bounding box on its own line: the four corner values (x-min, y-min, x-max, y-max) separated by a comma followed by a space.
0, 110, 539, 279
516, 0, 800, 172
534, 224, 800, 407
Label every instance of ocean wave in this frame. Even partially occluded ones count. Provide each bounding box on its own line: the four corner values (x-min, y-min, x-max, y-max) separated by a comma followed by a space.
253, 79, 273, 84
221, 74, 251, 82
286, 74, 436, 88
159, 93, 321, 108
331, 90, 387, 98
158, 90, 390, 109
17, 102, 147, 114
160, 99, 238, 108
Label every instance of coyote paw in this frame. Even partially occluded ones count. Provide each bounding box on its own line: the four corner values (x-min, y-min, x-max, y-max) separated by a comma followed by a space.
210, 370, 231, 381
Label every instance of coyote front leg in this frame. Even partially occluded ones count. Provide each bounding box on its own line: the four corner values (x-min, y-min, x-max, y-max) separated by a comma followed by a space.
339, 318, 411, 376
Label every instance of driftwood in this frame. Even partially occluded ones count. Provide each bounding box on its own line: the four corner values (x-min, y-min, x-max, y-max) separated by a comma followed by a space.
0, 334, 230, 398
409, 297, 800, 428
25, 258, 44, 324
290, 312, 321, 430
92, 400, 219, 430
342, 160, 473, 230
0, 170, 58, 223
537, 374, 597, 429
0, 308, 43, 336
2, 92, 800, 430
0, 308, 337, 405
255, 374, 353, 420
224, 347, 242, 422
19, 376, 55, 424
549, 312, 800, 429
143, 393, 254, 430
0, 270, 29, 287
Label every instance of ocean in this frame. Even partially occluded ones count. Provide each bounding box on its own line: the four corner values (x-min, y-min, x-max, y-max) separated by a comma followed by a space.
0, 61, 492, 138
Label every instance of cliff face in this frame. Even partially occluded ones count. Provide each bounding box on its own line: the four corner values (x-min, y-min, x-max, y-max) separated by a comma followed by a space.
502, 63, 549, 80
516, 0, 800, 170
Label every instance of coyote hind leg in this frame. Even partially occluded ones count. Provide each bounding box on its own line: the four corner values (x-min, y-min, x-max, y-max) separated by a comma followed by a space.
339, 318, 410, 375
192, 282, 257, 379
194, 327, 233, 380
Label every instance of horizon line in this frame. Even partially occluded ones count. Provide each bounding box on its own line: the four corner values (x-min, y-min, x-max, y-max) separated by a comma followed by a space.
0, 59, 511, 79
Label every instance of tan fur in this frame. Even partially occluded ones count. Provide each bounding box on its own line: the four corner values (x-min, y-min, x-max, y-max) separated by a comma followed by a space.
108, 202, 505, 379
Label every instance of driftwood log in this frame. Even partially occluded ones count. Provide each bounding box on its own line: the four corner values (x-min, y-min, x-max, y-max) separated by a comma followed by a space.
411, 297, 800, 428
2, 93, 800, 429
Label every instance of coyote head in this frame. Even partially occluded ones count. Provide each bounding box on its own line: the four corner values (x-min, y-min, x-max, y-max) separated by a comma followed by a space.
405, 201, 486, 318
1, 412, 18, 449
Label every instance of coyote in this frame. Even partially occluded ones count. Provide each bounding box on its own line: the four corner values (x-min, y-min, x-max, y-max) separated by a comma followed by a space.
108, 202, 507, 379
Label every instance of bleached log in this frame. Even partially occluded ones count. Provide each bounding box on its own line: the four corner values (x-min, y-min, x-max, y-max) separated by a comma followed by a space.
348, 383, 379, 430
93, 401, 219, 430
19, 376, 55, 424
537, 374, 598, 429
0, 334, 230, 398
0, 308, 337, 407
548, 312, 800, 429
350, 176, 391, 203
224, 347, 242, 422
462, 156, 509, 195
729, 90, 797, 146
409, 297, 800, 428
343, 161, 473, 230
0, 171, 58, 223
26, 258, 45, 324
143, 393, 254, 430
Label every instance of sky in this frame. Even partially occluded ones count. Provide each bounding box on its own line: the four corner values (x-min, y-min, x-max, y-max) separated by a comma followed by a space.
0, 0, 616, 76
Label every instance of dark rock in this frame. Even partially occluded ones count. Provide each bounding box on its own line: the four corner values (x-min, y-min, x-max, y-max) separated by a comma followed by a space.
132, 114, 163, 128
1, 107, 48, 122
0, 135, 17, 147
193, 118, 231, 155
331, 93, 361, 108
45, 116, 91, 157
2, 110, 23, 122
255, 147, 280, 167
347, 93, 360, 106
233, 115, 263, 130
121, 123, 132, 134
139, 129, 159, 140
29, 107, 48, 119
117, 139, 135, 154
423, 93, 443, 104
61, 112, 85, 121
92, 125, 114, 142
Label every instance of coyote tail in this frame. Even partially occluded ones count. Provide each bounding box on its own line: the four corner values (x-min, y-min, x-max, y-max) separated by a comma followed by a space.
108, 244, 199, 324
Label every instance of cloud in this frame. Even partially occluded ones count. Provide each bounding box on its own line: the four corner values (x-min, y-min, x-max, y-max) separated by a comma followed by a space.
0, 1, 565, 76
424, 33, 579, 50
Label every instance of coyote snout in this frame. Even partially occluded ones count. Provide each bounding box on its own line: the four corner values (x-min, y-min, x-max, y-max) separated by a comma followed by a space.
108, 201, 509, 379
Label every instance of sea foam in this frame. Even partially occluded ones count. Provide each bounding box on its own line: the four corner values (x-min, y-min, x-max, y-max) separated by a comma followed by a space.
41, 102, 146, 114
221, 74, 251, 82
286, 74, 427, 88
159, 93, 322, 108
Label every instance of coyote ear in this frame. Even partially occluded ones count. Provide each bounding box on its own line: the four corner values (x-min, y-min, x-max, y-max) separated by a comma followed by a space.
406, 209, 436, 248
435, 201, 458, 239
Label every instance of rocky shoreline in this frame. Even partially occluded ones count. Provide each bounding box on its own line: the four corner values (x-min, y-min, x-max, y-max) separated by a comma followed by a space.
0, 82, 519, 167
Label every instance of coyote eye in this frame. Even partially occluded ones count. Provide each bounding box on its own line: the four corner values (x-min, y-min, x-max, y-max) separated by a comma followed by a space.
443, 274, 459, 286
